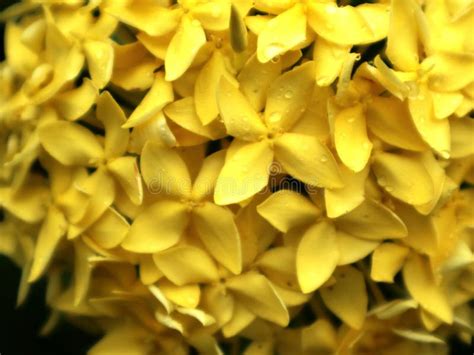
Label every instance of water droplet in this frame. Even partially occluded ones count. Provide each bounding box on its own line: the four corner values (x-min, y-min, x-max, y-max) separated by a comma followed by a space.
268, 112, 281, 123
284, 90, 293, 99
385, 186, 393, 192
320, 155, 328, 163
347, 116, 355, 123
378, 177, 387, 186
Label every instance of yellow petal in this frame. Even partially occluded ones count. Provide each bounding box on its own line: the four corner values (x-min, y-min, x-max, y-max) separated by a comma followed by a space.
238, 54, 281, 112
192, 202, 242, 274
176, 307, 215, 326
394, 202, 438, 256
29, 206, 67, 282
408, 86, 450, 158
257, 246, 297, 287
336, 230, 379, 266
264, 61, 316, 131
226, 271, 289, 326
160, 280, 200, 309
73, 239, 94, 305
190, 1, 231, 31
325, 164, 368, 218
137, 31, 173, 60
297, 221, 339, 293
301, 319, 337, 354
425, 52, 474, 92
214, 140, 273, 205
87, 207, 130, 249
140, 142, 192, 198
121, 200, 189, 253
371, 243, 410, 282
403, 253, 453, 323
165, 15, 206, 81
153, 245, 219, 286
38, 121, 103, 166
307, 3, 389, 45
96, 91, 129, 158
321, 266, 368, 329
313, 37, 350, 87
257, 4, 307, 63
392, 328, 445, 344
191, 150, 226, 201
140, 256, 163, 285
274, 133, 343, 188
334, 103, 372, 172
222, 302, 255, 337
53, 79, 98, 121
450, 116, 474, 158
257, 189, 320, 232
164, 97, 225, 139
107, 156, 143, 205
431, 91, 464, 120
83, 39, 114, 89
386, 0, 421, 71
217, 76, 268, 141
372, 152, 434, 205
104, 2, 181, 37
229, 3, 248, 52
366, 97, 427, 151
0, 181, 48, 224
194, 50, 230, 125
202, 284, 235, 328
335, 199, 408, 240
369, 299, 418, 319
123, 72, 174, 128
415, 152, 446, 215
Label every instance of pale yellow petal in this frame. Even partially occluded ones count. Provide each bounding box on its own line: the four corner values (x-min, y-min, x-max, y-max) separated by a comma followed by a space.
274, 133, 343, 188
191, 150, 226, 201
264, 61, 316, 131
214, 140, 273, 205
325, 164, 368, 218
403, 253, 453, 324
371, 243, 410, 282
334, 103, 372, 172
165, 15, 206, 81
123, 72, 174, 128
38, 121, 103, 166
257, 189, 320, 232
335, 199, 408, 240
84, 39, 114, 89
140, 142, 192, 198
192, 202, 242, 274
121, 200, 189, 253
321, 266, 368, 329
297, 221, 339, 293
53, 79, 98, 121
257, 4, 307, 63
87, 207, 130, 249
107, 156, 143, 206
336, 230, 379, 266
153, 245, 219, 285
313, 37, 351, 87
216, 76, 268, 141
372, 152, 434, 205
226, 271, 289, 326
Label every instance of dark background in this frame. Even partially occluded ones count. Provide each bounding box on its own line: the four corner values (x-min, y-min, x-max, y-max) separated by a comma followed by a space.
0, 1, 471, 354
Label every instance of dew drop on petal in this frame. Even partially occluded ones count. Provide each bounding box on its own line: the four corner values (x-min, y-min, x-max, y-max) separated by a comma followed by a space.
320, 155, 328, 163
284, 90, 293, 99
268, 112, 282, 123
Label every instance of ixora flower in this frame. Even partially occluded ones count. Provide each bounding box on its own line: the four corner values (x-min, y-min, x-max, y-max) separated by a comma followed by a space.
0, 0, 473, 354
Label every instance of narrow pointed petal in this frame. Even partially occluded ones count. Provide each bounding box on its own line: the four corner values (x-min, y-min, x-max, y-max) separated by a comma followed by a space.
53, 79, 98, 121
191, 150, 226, 201
193, 202, 242, 274
334, 103, 372, 172
96, 91, 129, 158
29, 207, 67, 282
165, 15, 206, 81
107, 156, 143, 205
123, 72, 174, 128
371, 243, 410, 282
84, 39, 114, 89
297, 221, 339, 293
403, 253, 453, 324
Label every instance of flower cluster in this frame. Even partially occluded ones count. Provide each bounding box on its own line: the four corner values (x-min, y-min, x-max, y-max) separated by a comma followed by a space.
0, 0, 473, 353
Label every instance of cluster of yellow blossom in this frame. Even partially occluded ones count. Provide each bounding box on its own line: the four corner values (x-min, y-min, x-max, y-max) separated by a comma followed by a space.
0, 0, 473, 353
